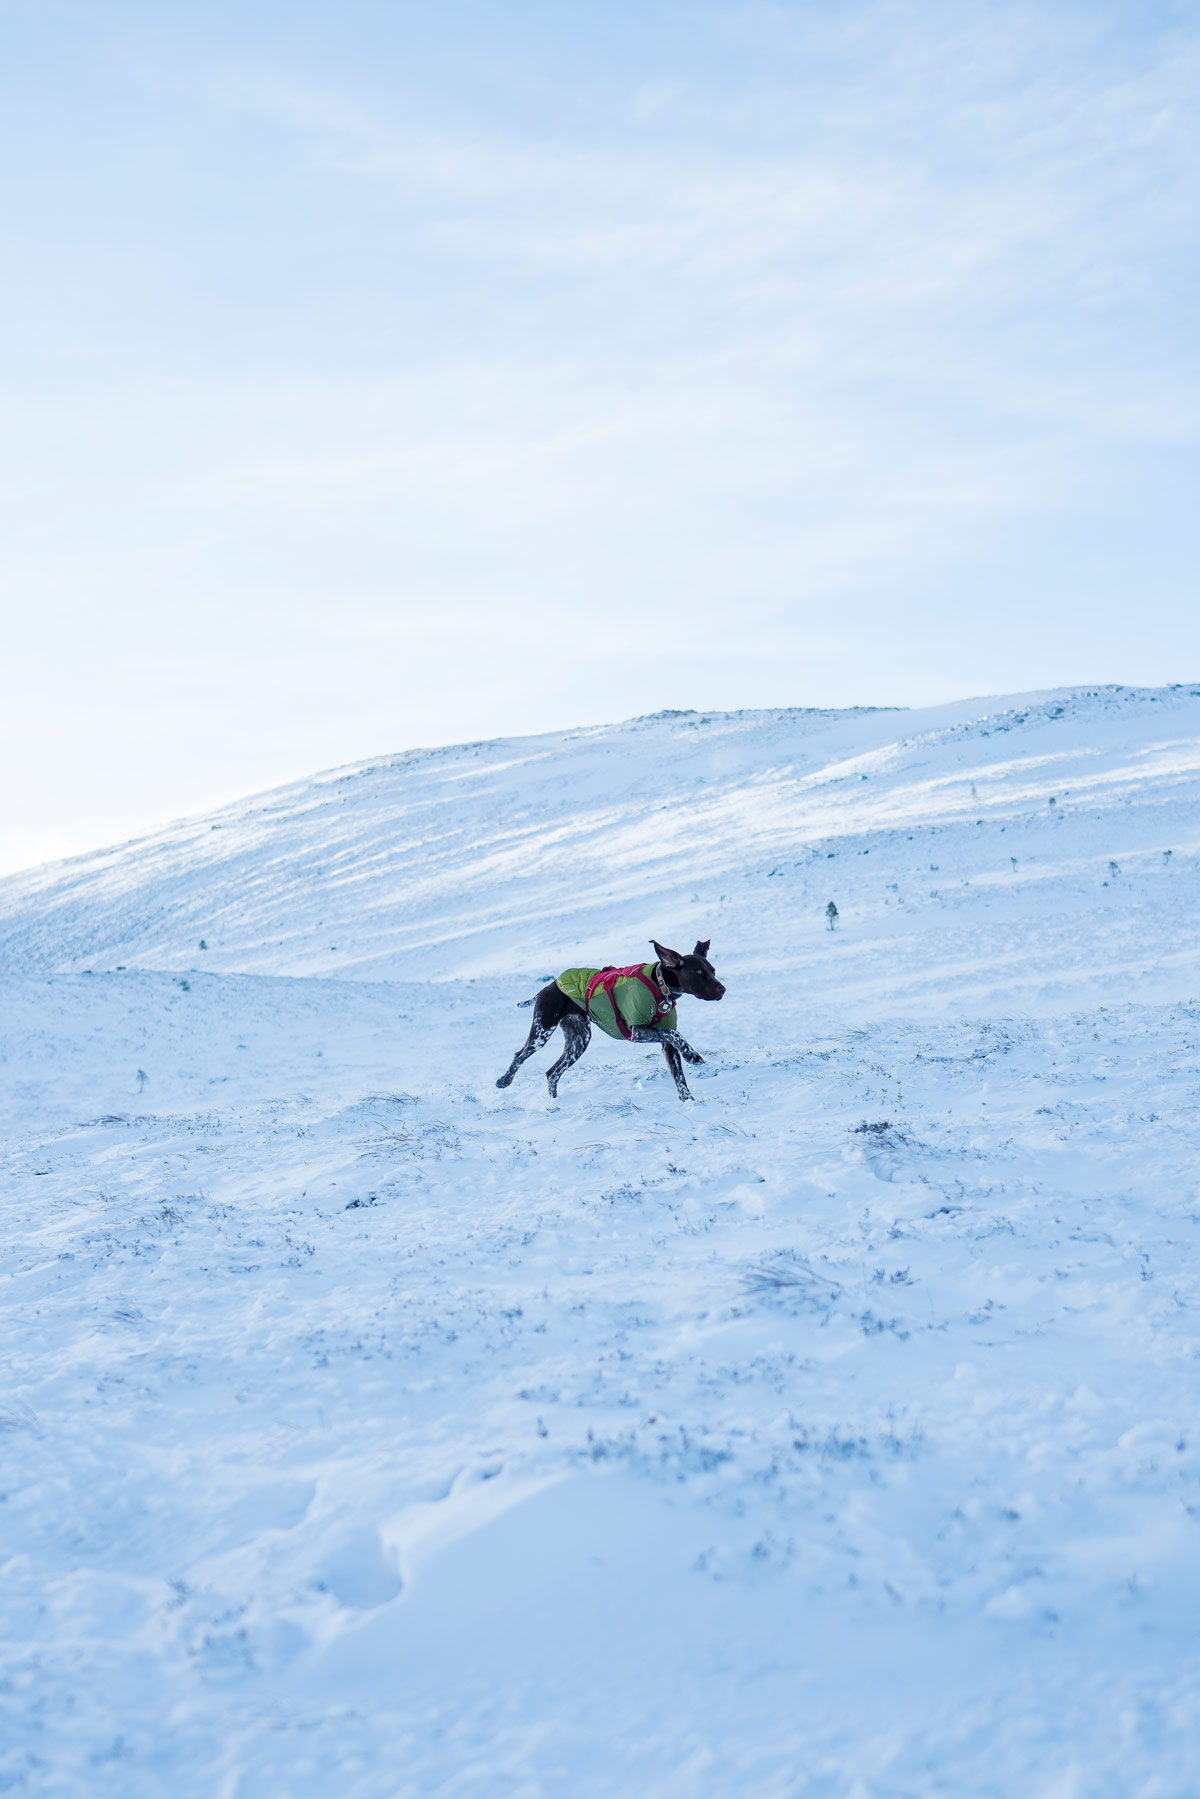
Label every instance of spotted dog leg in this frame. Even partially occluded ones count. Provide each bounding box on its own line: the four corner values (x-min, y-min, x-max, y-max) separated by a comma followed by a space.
546, 1014, 592, 1098
662, 1041, 693, 1101
496, 1019, 555, 1088
630, 1025, 702, 1100
630, 1025, 705, 1065
498, 981, 586, 1090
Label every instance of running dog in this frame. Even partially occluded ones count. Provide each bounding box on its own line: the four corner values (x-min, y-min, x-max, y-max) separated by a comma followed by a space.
496, 940, 725, 1101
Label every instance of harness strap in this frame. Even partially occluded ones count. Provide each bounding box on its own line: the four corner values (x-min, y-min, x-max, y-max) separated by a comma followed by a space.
584, 963, 675, 1040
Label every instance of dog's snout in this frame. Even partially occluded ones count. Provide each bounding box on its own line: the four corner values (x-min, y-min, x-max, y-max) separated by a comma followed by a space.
710, 982, 726, 1000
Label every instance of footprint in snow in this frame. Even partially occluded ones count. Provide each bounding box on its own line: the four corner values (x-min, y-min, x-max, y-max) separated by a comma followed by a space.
313, 1526, 404, 1611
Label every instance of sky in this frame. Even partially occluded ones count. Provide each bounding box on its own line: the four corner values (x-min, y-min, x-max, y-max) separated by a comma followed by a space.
1, 0, 1197, 873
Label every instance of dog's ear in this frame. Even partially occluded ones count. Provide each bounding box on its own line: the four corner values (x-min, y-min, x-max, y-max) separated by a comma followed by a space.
692, 939, 711, 960
651, 940, 683, 969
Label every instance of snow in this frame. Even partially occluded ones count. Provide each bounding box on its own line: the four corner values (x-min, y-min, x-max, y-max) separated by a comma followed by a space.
3, 683, 1200, 1795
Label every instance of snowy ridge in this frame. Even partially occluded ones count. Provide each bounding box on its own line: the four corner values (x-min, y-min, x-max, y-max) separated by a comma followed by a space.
3, 683, 1200, 1005
3, 684, 1200, 1794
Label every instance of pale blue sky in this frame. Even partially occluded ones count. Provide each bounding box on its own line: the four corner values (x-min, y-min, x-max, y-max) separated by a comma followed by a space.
2, 0, 1197, 871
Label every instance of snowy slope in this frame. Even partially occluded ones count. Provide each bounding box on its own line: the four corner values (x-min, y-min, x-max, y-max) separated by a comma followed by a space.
3, 684, 1200, 1796
3, 683, 1199, 1004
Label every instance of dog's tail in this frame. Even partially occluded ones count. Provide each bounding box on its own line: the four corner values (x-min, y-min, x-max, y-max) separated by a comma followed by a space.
517, 997, 535, 1008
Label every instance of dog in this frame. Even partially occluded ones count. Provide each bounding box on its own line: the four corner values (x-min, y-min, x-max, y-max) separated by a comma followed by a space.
496, 939, 725, 1101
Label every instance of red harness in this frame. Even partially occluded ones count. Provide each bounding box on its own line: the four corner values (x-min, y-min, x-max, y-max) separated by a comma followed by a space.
584, 964, 674, 1040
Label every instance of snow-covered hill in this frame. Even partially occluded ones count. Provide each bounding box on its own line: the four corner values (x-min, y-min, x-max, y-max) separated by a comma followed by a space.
5, 683, 1200, 1004
3, 685, 1200, 1795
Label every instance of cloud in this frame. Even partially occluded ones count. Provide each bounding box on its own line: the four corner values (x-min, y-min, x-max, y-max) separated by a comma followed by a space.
205, 3, 1198, 438
1, 0, 1197, 867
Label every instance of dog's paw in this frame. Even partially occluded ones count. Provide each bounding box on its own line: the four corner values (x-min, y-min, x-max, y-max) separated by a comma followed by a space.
495, 1073, 513, 1089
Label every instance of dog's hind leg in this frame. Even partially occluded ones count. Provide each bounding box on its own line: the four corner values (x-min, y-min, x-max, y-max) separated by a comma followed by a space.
546, 1014, 591, 1099
497, 982, 582, 1089
496, 1019, 554, 1088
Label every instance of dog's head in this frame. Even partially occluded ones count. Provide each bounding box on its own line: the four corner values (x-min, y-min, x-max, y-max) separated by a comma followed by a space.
651, 939, 726, 1002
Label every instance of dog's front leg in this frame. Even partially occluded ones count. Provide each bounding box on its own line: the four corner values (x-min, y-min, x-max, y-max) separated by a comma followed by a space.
631, 1027, 696, 1099
662, 1041, 693, 1101
631, 1025, 704, 1065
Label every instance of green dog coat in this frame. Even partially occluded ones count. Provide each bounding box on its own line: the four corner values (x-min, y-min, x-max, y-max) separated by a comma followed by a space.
556, 963, 678, 1040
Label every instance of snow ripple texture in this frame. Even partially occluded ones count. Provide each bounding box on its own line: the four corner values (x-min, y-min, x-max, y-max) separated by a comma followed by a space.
2, 684, 1200, 1796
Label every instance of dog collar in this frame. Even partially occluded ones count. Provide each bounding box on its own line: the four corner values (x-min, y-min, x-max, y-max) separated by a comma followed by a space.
651, 962, 676, 1016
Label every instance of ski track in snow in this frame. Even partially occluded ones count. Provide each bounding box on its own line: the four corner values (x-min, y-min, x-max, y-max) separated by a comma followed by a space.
3, 684, 1200, 1795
